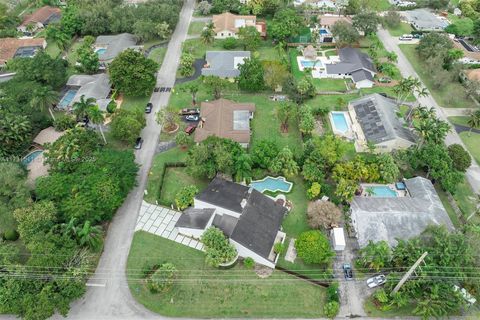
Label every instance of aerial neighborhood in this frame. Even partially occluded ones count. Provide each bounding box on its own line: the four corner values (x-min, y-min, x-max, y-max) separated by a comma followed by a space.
1, 0, 480, 319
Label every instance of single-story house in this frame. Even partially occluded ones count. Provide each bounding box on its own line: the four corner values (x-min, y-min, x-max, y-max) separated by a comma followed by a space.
348, 93, 416, 152
195, 98, 255, 148
58, 74, 112, 111
350, 177, 454, 248
315, 15, 353, 43
323, 47, 376, 88
94, 33, 143, 67
452, 39, 480, 64
212, 12, 266, 39
17, 6, 61, 35
0, 38, 46, 68
294, 0, 347, 11
175, 177, 287, 268
401, 9, 449, 31
201, 51, 250, 79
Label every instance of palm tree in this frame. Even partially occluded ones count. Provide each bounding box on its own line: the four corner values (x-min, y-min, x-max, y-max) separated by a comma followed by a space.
72, 95, 96, 121
386, 51, 397, 63
60, 217, 79, 238
77, 221, 103, 251
30, 86, 58, 121
86, 105, 107, 144
183, 83, 199, 105
276, 102, 297, 133
234, 154, 252, 183
201, 22, 215, 45
467, 110, 480, 136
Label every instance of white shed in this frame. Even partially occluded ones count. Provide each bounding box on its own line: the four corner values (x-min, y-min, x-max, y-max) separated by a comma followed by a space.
331, 227, 345, 251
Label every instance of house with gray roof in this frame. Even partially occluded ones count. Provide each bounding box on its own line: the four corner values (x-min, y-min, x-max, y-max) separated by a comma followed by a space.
323, 47, 376, 88
201, 51, 250, 79
94, 33, 143, 67
348, 93, 416, 152
401, 9, 449, 31
58, 73, 112, 111
175, 177, 287, 268
350, 177, 454, 248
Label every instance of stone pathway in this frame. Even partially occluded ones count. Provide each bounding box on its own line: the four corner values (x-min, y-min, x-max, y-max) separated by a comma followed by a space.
284, 238, 297, 263
136, 201, 204, 251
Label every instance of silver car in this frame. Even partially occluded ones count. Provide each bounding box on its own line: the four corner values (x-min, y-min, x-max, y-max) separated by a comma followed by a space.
366, 275, 386, 288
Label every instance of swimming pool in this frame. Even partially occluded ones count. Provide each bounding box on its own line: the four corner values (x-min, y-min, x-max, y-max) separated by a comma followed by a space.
319, 28, 329, 35
21, 150, 43, 166
330, 112, 350, 134
249, 176, 293, 193
96, 48, 107, 55
58, 89, 78, 109
368, 186, 398, 197
300, 60, 323, 68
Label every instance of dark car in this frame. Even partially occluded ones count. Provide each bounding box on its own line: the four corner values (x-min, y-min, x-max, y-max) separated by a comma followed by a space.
134, 137, 143, 150
185, 125, 196, 135
179, 108, 200, 116
145, 103, 153, 114
343, 263, 353, 280
185, 115, 199, 121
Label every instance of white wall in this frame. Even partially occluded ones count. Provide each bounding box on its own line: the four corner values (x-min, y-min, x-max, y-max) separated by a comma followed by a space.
230, 239, 276, 269
355, 79, 375, 89
194, 199, 242, 219
215, 30, 237, 39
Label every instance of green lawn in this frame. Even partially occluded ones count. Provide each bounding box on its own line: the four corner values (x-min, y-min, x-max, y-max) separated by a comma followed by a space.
435, 185, 461, 228
127, 231, 327, 317
459, 131, 480, 166
188, 21, 205, 35
159, 167, 209, 206
452, 177, 478, 219
399, 45, 476, 109
121, 95, 150, 111
145, 147, 189, 204
45, 40, 61, 58
386, 23, 413, 37
448, 116, 471, 128
280, 177, 309, 237
148, 46, 167, 65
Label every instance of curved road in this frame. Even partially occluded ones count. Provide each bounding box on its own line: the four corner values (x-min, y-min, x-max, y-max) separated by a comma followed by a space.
54, 1, 195, 318
377, 28, 480, 195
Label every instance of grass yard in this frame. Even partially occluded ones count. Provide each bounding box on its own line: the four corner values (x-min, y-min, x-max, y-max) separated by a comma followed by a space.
452, 177, 478, 219
159, 167, 209, 206
364, 298, 414, 318
127, 231, 327, 318
45, 41, 61, 58
145, 147, 189, 204
399, 45, 476, 109
459, 131, 480, 166
435, 185, 461, 228
448, 116, 471, 128
120, 95, 150, 111
280, 177, 309, 237
188, 21, 205, 35
386, 23, 413, 37
148, 46, 167, 65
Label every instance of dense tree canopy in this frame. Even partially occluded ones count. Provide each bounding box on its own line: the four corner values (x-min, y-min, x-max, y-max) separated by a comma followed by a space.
238, 56, 265, 92
295, 230, 335, 265
269, 8, 304, 42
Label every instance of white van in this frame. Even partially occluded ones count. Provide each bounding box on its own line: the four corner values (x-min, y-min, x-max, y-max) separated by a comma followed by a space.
399, 34, 413, 41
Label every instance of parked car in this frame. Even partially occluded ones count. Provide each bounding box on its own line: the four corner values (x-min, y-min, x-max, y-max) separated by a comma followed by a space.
145, 102, 153, 114
185, 115, 199, 121
378, 77, 392, 83
185, 125, 196, 135
399, 34, 413, 41
367, 275, 386, 288
343, 263, 353, 280
179, 108, 200, 115
134, 137, 143, 150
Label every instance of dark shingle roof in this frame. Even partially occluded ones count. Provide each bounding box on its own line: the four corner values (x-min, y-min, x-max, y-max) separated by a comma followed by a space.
230, 189, 287, 260
351, 69, 374, 82
212, 213, 238, 237
175, 208, 215, 229
326, 48, 376, 77
195, 177, 250, 214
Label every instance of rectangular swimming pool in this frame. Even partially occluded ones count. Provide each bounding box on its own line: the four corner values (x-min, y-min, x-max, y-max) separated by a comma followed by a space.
300, 60, 324, 68
369, 186, 398, 197
330, 112, 349, 134
58, 89, 78, 109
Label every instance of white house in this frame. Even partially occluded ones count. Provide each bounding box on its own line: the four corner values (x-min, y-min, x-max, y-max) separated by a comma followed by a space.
175, 177, 287, 268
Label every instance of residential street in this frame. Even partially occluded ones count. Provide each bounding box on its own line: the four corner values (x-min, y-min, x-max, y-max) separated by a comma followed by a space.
377, 28, 480, 195
53, 0, 196, 319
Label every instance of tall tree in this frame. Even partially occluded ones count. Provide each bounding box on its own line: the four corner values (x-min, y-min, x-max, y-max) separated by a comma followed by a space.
72, 95, 96, 121
0, 111, 32, 156
269, 8, 304, 42
86, 105, 107, 144
238, 56, 265, 92
467, 109, 480, 136
238, 26, 261, 51
201, 22, 215, 44
30, 86, 58, 120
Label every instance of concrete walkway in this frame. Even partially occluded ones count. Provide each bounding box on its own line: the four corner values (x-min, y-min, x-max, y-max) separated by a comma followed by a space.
136, 201, 204, 251
442, 108, 478, 117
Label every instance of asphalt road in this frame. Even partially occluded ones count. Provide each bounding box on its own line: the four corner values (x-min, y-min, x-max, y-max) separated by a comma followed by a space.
52, 1, 196, 319
377, 28, 480, 195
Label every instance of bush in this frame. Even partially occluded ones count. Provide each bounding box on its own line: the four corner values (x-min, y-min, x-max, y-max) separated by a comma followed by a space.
3, 229, 19, 241
174, 185, 199, 210
243, 257, 255, 269
106, 100, 117, 114
273, 242, 286, 254
447, 144, 471, 172
307, 182, 321, 200
201, 227, 238, 267
295, 230, 335, 265
323, 301, 340, 319
326, 282, 339, 303
223, 37, 237, 49
146, 263, 177, 293
53, 115, 76, 131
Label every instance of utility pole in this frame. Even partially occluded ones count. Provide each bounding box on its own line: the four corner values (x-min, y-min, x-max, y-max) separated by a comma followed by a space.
391, 252, 428, 295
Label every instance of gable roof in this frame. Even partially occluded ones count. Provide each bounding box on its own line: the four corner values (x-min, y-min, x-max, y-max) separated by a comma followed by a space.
33, 127, 65, 146
20, 6, 61, 27
402, 9, 449, 30
196, 177, 251, 213
66, 74, 112, 111
351, 177, 454, 248
212, 12, 256, 33
349, 93, 415, 145
176, 208, 215, 230
94, 33, 139, 62
195, 98, 255, 144
317, 15, 352, 27
0, 38, 45, 65
326, 47, 376, 77
202, 51, 250, 78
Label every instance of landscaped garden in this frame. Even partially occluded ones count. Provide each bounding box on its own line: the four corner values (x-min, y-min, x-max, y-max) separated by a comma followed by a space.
127, 231, 327, 318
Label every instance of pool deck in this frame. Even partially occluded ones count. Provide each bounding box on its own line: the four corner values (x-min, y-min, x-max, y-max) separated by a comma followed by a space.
329, 111, 354, 140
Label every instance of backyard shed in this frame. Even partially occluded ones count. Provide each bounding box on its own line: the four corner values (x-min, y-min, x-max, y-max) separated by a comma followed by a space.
331, 227, 345, 251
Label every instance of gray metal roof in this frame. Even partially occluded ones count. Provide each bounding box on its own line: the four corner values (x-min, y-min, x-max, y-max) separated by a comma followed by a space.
175, 208, 215, 230
233, 110, 251, 130
94, 33, 139, 62
350, 93, 416, 145
66, 73, 112, 111
402, 9, 449, 30
201, 51, 250, 78
351, 177, 454, 248
326, 48, 376, 76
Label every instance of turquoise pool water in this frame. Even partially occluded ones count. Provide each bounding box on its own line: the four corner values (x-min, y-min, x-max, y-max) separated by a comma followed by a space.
369, 186, 397, 197
300, 60, 323, 68
96, 48, 107, 55
250, 176, 293, 193
21, 150, 43, 166
331, 112, 349, 133
320, 28, 329, 34
58, 89, 77, 109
